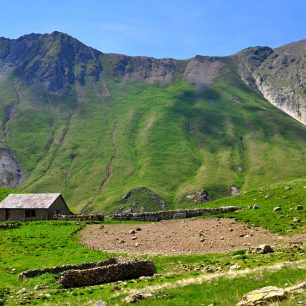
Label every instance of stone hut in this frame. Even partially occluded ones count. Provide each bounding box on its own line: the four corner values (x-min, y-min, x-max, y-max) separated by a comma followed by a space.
0, 193, 72, 221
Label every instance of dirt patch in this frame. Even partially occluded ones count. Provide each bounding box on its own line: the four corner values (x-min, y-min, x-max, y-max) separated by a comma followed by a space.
80, 218, 305, 255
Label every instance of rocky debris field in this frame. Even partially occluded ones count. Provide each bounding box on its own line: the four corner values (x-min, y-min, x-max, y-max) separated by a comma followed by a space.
80, 218, 305, 255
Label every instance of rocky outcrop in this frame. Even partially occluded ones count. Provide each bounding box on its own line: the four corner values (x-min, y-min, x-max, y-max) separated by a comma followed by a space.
109, 54, 177, 84
234, 41, 306, 125
237, 281, 306, 306
116, 187, 168, 213
0, 149, 23, 187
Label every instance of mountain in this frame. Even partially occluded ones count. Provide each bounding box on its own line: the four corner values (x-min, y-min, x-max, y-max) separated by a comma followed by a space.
0, 32, 305, 213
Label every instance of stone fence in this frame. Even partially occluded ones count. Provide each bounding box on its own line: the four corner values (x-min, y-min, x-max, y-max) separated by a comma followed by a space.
59, 258, 155, 288
19, 258, 118, 280
53, 214, 104, 221
110, 206, 240, 221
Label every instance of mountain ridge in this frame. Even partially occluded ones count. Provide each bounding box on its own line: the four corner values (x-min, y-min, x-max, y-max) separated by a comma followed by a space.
0, 32, 305, 213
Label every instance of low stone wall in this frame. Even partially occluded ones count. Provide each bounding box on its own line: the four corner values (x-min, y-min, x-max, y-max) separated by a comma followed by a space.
19, 258, 118, 280
53, 214, 104, 221
110, 206, 240, 221
59, 259, 155, 288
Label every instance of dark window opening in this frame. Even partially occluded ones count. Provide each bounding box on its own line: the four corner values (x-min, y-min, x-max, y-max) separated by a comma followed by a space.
25, 210, 36, 218
56, 210, 61, 215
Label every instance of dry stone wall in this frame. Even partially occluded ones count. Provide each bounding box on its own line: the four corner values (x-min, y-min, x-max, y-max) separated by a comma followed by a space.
110, 206, 240, 221
19, 258, 118, 280
53, 214, 104, 221
59, 259, 155, 288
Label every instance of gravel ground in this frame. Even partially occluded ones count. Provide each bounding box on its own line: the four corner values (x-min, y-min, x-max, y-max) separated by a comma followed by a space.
80, 218, 305, 255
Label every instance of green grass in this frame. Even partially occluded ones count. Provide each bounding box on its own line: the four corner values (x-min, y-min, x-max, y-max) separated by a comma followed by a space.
0, 221, 305, 305
193, 177, 306, 234
0, 64, 306, 213
135, 266, 306, 306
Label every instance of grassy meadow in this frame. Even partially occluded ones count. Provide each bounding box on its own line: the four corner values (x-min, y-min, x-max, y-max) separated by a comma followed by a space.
0, 179, 305, 305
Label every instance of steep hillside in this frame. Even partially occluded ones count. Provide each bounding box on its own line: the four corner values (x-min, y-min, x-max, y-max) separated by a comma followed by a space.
0, 32, 305, 213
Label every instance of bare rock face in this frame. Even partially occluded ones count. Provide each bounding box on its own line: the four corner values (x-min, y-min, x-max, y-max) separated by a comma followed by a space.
0, 149, 23, 187
234, 40, 306, 125
183, 56, 227, 88
109, 54, 177, 84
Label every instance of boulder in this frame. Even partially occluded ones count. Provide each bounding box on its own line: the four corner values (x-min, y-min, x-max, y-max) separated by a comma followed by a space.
257, 244, 274, 254
95, 301, 107, 306
236, 286, 286, 305
231, 186, 239, 195
124, 291, 154, 303
273, 206, 281, 211
237, 282, 306, 306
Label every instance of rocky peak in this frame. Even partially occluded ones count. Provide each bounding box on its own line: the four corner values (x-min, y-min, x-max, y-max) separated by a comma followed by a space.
0, 32, 103, 93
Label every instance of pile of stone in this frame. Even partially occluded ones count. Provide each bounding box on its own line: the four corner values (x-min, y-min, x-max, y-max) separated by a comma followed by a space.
53, 214, 104, 221
110, 206, 240, 222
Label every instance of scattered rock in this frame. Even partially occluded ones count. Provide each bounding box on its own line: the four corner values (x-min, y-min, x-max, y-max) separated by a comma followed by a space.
34, 285, 41, 290
131, 235, 137, 240
231, 186, 239, 195
296, 205, 303, 210
284, 186, 291, 191
273, 206, 281, 211
130, 229, 136, 234
229, 228, 234, 232
257, 244, 274, 254
186, 194, 195, 199
111, 285, 121, 292
252, 205, 260, 210
220, 237, 224, 240
95, 301, 107, 306
293, 217, 301, 223
44, 294, 51, 298
134, 242, 140, 247
264, 195, 270, 199
230, 264, 241, 270
124, 291, 154, 303
17, 288, 27, 295
136, 227, 142, 231
99, 225, 104, 229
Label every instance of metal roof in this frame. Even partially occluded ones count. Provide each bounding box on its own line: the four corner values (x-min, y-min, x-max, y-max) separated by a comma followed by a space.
0, 193, 62, 209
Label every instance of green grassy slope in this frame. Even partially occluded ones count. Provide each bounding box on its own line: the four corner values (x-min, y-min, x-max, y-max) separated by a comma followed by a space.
0, 64, 306, 212
0, 221, 305, 305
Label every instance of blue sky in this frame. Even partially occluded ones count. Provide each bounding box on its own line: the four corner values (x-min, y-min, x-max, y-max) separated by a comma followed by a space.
0, 0, 305, 59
